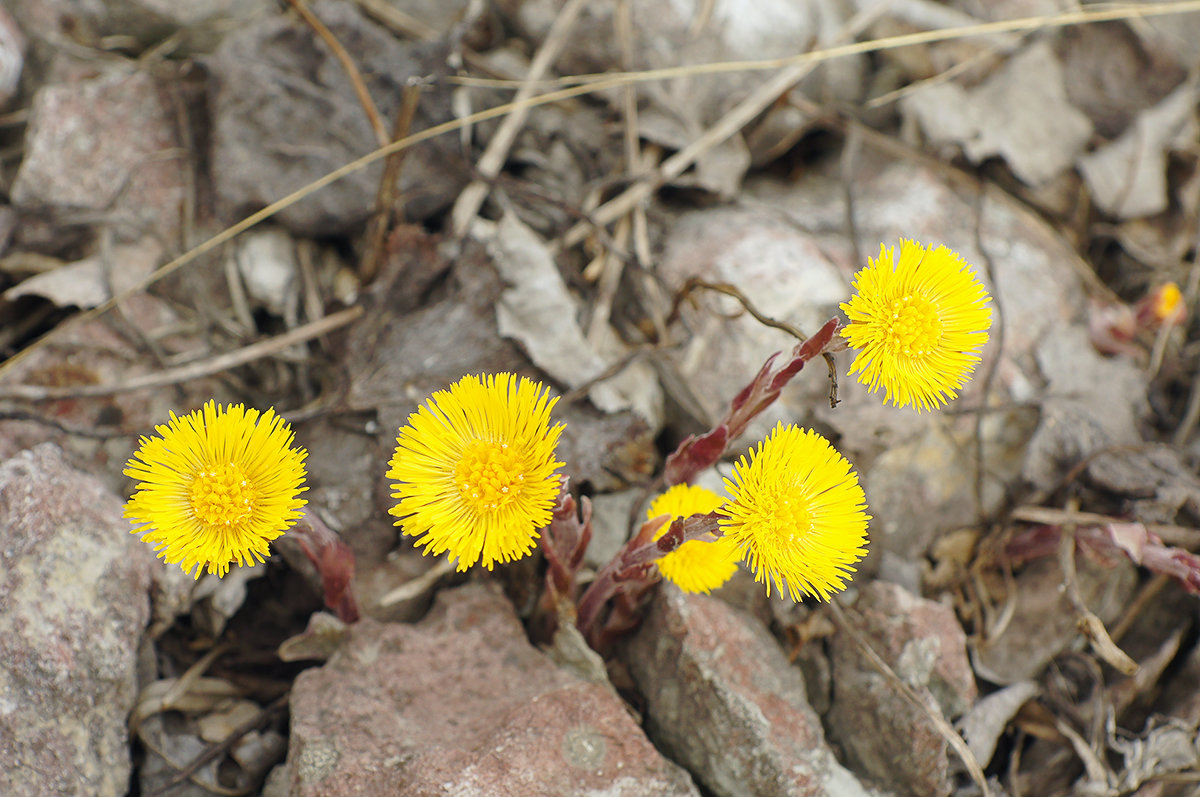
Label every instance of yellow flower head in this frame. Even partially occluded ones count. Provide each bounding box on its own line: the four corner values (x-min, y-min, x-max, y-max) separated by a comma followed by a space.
124, 401, 308, 578
647, 484, 739, 594
840, 240, 992, 412
719, 423, 869, 601
387, 373, 564, 571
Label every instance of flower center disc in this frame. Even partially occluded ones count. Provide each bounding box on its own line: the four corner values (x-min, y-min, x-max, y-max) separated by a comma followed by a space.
770, 486, 814, 545
881, 293, 943, 359
190, 463, 256, 526
455, 440, 525, 513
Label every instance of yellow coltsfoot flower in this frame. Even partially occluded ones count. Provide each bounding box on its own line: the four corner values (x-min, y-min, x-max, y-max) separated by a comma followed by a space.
388, 373, 564, 570
124, 401, 308, 578
719, 423, 869, 601
841, 239, 992, 411
647, 483, 739, 594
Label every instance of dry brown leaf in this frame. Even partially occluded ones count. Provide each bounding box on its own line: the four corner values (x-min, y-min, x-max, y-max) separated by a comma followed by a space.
901, 40, 1093, 186
1079, 77, 1200, 219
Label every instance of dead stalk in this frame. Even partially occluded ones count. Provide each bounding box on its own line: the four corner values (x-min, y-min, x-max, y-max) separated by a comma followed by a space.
0, 306, 363, 401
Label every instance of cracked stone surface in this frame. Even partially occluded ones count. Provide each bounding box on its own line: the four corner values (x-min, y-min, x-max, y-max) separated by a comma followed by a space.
285, 582, 699, 796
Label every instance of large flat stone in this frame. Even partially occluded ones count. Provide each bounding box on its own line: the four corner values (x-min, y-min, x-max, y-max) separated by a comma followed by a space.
284, 583, 699, 796
621, 585, 875, 797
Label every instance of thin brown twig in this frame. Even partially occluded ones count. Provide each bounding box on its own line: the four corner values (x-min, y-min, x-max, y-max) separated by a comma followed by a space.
1010, 504, 1200, 549
0, 305, 362, 400
285, 0, 388, 147
670, 278, 841, 406
359, 84, 423, 284
670, 278, 808, 339
971, 186, 1006, 518
0, 409, 133, 439
840, 123, 864, 271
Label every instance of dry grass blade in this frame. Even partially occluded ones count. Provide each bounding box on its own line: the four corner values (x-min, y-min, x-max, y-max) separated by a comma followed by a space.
4, 1, 1199, 381
359, 83, 423, 283
1011, 504, 1200, 550
449, 0, 590, 237
378, 557, 456, 607
449, 1, 1200, 91
0, 305, 362, 400
829, 600, 992, 797
556, 3, 886, 251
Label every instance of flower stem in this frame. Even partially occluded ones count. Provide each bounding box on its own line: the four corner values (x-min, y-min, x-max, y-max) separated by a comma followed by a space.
575, 511, 722, 648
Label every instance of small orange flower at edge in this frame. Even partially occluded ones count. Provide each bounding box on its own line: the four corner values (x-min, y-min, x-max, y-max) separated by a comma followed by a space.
124, 401, 308, 578
840, 239, 992, 412
647, 483, 739, 594
387, 373, 564, 571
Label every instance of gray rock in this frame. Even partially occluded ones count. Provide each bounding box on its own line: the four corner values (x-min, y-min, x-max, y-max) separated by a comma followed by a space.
284, 582, 699, 796
621, 585, 875, 797
206, 0, 463, 235
827, 582, 976, 797
0, 444, 154, 797
654, 204, 849, 447
584, 489, 641, 569
901, 41, 1093, 187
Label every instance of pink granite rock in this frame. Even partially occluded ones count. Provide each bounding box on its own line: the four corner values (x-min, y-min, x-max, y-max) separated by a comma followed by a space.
284, 583, 698, 796
12, 68, 186, 247
620, 585, 874, 797
0, 444, 154, 797
827, 581, 977, 797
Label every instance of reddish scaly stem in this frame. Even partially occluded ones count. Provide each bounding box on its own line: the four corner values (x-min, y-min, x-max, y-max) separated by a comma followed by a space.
1006, 521, 1200, 594
290, 512, 360, 623
571, 316, 841, 650
576, 511, 722, 648
662, 317, 841, 486
539, 483, 591, 610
